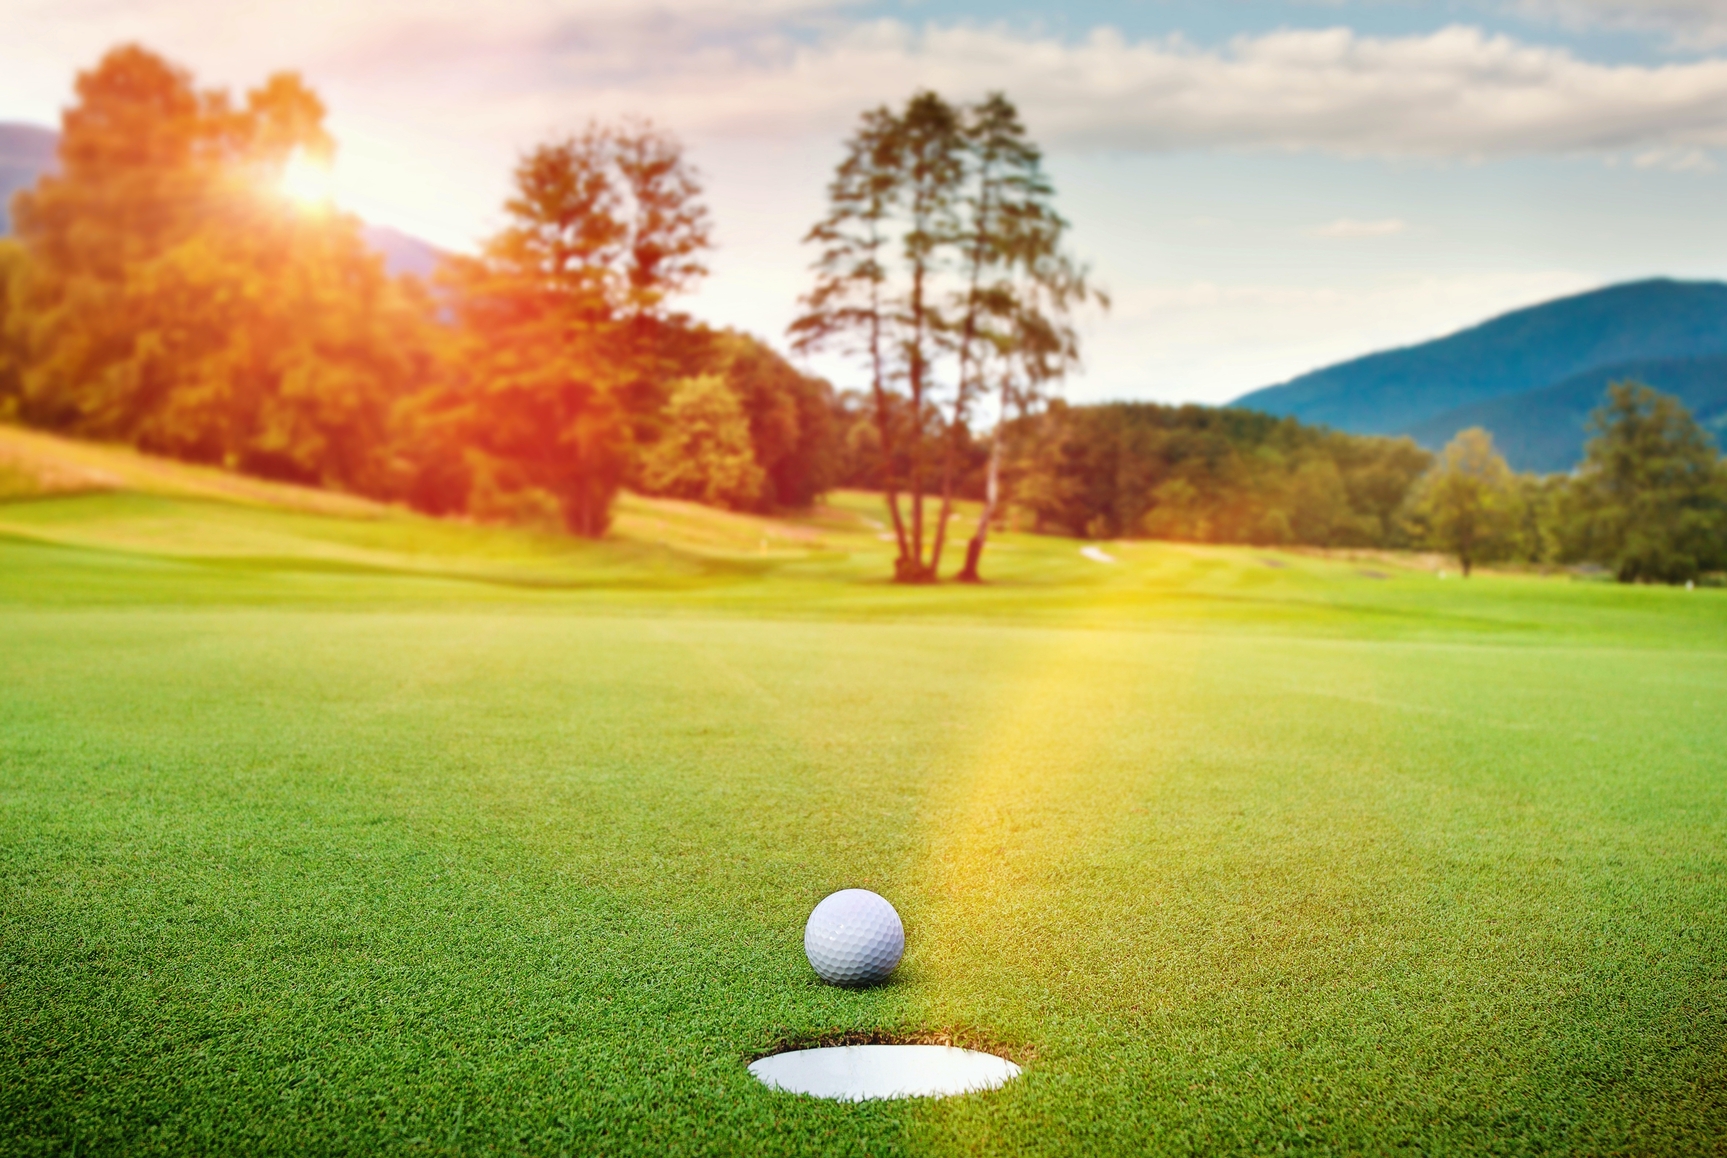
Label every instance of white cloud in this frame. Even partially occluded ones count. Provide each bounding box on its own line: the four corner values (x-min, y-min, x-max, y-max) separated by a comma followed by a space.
1510, 0, 1727, 49
1079, 270, 1603, 404
1312, 217, 1409, 237
296, 18, 1727, 167
17, 6, 1727, 162
655, 21, 1727, 159
1630, 145, 1716, 170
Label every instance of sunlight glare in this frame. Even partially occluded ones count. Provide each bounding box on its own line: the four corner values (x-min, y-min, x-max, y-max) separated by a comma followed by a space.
279, 152, 334, 209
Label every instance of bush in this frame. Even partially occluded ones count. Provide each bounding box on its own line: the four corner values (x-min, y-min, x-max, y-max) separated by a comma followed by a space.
638, 374, 765, 511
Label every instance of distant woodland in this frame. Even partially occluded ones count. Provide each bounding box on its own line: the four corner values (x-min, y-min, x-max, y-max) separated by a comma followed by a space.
1, 46, 1722, 583
994, 388, 1727, 584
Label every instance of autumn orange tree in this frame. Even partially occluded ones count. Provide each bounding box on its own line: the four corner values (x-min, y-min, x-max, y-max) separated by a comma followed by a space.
0, 241, 26, 416
7, 45, 427, 492
430, 124, 711, 536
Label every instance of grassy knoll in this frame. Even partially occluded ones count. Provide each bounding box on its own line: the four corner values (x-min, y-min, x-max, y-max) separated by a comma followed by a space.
2, 427, 1724, 1156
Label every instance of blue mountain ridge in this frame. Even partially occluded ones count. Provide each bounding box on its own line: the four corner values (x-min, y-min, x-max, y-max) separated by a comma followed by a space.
1232, 278, 1727, 469
1405, 354, 1727, 473
0, 121, 443, 280
0, 123, 57, 236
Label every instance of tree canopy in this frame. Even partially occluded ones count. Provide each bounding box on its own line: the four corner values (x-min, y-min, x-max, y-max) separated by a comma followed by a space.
1002, 402, 1432, 549
793, 90, 1099, 582
1556, 382, 1727, 582
1402, 428, 1521, 576
425, 124, 712, 536
3, 48, 1719, 586
989, 387, 1726, 585
1, 45, 844, 537
638, 374, 764, 511
6, 45, 426, 492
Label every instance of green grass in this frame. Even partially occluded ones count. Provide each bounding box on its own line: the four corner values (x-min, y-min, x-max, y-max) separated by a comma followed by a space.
2, 428, 1725, 1155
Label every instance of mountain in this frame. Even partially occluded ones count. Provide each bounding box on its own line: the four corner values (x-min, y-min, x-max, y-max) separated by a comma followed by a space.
0, 121, 445, 279
1233, 279, 1727, 469
1405, 354, 1727, 473
359, 224, 445, 280
0, 122, 58, 235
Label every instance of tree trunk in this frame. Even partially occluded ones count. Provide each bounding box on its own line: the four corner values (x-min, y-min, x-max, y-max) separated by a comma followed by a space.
884, 487, 908, 559
955, 431, 1001, 583
937, 164, 992, 583
929, 429, 956, 576
871, 390, 908, 566
866, 266, 911, 570
957, 533, 985, 583
899, 230, 933, 583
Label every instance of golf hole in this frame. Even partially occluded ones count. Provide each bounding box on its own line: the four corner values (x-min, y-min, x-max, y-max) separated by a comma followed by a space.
748, 1044, 1022, 1101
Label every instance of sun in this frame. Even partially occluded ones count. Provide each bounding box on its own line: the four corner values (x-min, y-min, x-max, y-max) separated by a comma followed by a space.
278, 151, 334, 208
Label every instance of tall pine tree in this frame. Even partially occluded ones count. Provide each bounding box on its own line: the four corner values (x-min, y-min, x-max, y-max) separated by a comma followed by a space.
793, 90, 1099, 582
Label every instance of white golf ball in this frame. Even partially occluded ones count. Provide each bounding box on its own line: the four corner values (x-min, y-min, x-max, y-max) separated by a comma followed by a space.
804, 889, 904, 986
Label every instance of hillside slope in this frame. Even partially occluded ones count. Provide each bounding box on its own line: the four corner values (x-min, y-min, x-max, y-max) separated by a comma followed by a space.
0, 122, 57, 235
1406, 354, 1727, 472
359, 223, 445, 280
1233, 279, 1727, 442
0, 423, 865, 588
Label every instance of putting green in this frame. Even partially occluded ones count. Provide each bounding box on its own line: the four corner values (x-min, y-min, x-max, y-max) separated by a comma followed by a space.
1, 431, 1724, 1155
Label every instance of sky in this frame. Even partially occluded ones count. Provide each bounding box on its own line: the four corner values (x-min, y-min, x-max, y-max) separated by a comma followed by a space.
7, 0, 1727, 404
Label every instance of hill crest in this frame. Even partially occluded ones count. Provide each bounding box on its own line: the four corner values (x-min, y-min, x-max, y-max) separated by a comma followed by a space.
1232, 278, 1727, 470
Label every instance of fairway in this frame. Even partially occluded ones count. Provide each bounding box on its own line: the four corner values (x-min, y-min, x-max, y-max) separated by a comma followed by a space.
2, 437, 1725, 1155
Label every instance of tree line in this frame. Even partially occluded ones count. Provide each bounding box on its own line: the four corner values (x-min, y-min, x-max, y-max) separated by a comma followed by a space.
993, 382, 1727, 583
1, 46, 1719, 585
1405, 383, 1727, 582
998, 402, 1432, 548
0, 46, 836, 536
0, 51, 1106, 583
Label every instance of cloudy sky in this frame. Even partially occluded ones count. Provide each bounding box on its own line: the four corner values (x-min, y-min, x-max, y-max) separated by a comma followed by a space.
7, 0, 1727, 403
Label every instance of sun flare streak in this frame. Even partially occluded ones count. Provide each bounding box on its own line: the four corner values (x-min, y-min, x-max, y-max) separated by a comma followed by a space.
279, 152, 335, 209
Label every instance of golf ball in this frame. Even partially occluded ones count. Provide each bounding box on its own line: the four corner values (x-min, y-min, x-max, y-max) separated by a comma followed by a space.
804, 889, 904, 986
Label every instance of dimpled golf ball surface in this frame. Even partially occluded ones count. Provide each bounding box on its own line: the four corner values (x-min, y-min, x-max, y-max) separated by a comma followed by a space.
804, 890, 905, 986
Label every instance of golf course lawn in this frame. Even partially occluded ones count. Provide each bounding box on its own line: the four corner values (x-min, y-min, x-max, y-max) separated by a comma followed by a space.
2, 431, 1725, 1155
